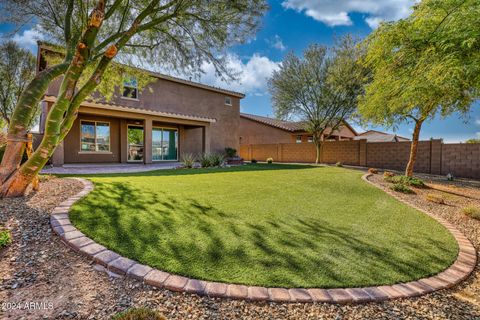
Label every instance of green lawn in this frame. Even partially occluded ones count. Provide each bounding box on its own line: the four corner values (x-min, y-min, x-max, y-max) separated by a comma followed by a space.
68, 164, 458, 288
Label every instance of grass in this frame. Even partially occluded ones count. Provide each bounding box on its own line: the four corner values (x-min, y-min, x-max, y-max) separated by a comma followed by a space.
68, 164, 458, 288
463, 206, 480, 220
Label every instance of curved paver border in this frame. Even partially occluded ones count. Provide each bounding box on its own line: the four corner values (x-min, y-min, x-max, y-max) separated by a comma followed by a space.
51, 176, 477, 304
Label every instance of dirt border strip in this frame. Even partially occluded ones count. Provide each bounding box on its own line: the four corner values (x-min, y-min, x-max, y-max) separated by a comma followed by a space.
50, 176, 477, 304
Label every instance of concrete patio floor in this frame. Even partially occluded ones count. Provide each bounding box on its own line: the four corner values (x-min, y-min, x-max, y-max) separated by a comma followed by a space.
41, 162, 181, 174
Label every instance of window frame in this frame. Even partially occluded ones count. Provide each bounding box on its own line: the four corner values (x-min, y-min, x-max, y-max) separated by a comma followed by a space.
224, 96, 232, 106
307, 136, 313, 143
122, 76, 139, 100
79, 120, 111, 153
296, 135, 302, 143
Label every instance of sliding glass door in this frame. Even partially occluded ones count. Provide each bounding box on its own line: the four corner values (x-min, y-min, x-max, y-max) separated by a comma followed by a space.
127, 125, 144, 162
152, 127, 178, 161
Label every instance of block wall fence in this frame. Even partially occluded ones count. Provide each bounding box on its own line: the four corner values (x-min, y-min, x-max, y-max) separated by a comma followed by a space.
239, 139, 480, 179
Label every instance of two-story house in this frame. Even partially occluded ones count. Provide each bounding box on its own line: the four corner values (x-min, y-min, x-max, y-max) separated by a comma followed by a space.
36, 42, 244, 166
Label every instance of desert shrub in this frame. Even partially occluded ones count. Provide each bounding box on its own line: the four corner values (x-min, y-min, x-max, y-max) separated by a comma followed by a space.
390, 183, 414, 194
251, 159, 258, 164
210, 153, 225, 167
390, 176, 425, 188
0, 229, 11, 249
112, 308, 166, 320
199, 153, 212, 168
180, 153, 196, 168
383, 171, 395, 182
463, 206, 480, 220
425, 193, 446, 205
335, 162, 343, 167
224, 147, 237, 158
266, 157, 273, 164
368, 168, 378, 174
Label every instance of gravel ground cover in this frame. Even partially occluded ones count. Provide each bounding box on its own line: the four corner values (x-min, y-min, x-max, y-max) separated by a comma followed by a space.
0, 174, 479, 319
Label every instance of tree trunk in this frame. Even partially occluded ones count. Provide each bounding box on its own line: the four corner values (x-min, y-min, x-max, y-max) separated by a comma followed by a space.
405, 120, 423, 177
313, 132, 322, 164
0, 63, 68, 184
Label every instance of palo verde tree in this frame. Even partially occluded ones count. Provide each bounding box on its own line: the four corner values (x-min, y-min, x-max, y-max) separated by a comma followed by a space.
268, 36, 366, 164
359, 0, 480, 177
0, 41, 36, 129
0, 0, 267, 197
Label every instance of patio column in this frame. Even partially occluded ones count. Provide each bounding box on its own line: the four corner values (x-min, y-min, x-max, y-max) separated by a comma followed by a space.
202, 125, 211, 154
144, 118, 152, 164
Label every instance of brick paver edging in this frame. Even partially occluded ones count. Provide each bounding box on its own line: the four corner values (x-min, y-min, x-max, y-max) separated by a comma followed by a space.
51, 176, 477, 304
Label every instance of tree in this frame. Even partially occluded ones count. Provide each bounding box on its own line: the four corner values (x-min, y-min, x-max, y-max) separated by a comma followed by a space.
465, 138, 480, 144
0, 0, 267, 197
0, 41, 36, 128
359, 0, 480, 177
268, 36, 366, 164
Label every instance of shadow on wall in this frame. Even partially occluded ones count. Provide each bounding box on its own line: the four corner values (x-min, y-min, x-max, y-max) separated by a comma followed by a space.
69, 179, 459, 289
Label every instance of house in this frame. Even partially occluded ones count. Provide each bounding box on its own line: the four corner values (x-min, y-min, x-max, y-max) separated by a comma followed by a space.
36, 42, 244, 166
353, 130, 410, 142
239, 113, 357, 145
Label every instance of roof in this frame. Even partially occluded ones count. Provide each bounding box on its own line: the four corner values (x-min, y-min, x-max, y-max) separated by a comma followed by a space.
37, 41, 245, 98
240, 113, 358, 135
354, 130, 410, 142
43, 95, 216, 123
240, 113, 305, 132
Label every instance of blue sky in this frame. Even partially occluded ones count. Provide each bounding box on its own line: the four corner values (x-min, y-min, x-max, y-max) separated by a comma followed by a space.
1, 0, 479, 142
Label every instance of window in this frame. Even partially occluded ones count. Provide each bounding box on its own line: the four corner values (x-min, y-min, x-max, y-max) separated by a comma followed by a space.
123, 77, 138, 99
152, 128, 178, 161
225, 96, 232, 106
80, 121, 110, 152
296, 135, 302, 143
307, 136, 313, 143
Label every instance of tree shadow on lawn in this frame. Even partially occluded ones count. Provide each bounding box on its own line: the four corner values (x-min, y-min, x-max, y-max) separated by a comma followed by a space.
70, 181, 458, 289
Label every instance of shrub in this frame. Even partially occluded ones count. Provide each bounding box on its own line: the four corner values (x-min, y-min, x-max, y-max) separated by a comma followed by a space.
251, 159, 258, 164
390, 176, 426, 188
390, 183, 414, 194
368, 168, 378, 174
335, 162, 343, 167
266, 157, 273, 164
425, 193, 446, 205
224, 147, 237, 158
112, 308, 166, 320
383, 171, 395, 182
463, 206, 480, 220
0, 229, 11, 249
199, 153, 212, 168
210, 153, 225, 167
180, 153, 196, 168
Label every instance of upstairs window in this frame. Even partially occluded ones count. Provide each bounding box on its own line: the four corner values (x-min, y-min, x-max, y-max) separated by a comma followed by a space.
296, 135, 302, 143
123, 77, 138, 99
225, 96, 232, 106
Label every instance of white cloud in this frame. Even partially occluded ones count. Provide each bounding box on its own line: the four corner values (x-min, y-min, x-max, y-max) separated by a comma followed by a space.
282, 0, 417, 28
12, 26, 44, 49
267, 35, 286, 51
199, 54, 280, 95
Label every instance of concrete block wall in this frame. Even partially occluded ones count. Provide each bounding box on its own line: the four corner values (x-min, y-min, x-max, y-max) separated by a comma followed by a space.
239, 139, 480, 180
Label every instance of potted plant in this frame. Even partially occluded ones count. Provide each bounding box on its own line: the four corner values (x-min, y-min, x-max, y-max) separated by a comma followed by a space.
224, 147, 244, 165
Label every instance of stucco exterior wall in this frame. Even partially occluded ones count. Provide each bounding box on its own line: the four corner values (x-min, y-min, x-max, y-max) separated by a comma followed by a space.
239, 117, 293, 145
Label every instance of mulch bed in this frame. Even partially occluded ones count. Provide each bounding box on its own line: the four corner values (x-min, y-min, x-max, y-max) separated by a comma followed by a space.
0, 175, 479, 319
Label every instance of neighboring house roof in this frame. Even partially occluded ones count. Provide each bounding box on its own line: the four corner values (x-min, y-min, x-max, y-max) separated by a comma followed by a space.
43, 95, 217, 123
240, 113, 357, 135
240, 113, 305, 132
353, 130, 410, 142
37, 41, 245, 99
